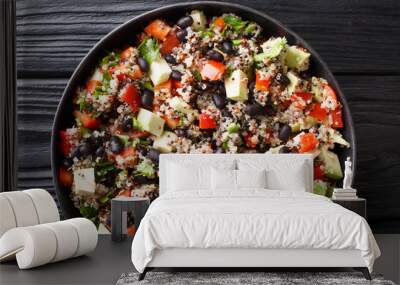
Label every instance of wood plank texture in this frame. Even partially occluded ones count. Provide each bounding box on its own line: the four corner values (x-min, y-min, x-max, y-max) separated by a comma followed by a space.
16, 0, 400, 77
16, 76, 400, 232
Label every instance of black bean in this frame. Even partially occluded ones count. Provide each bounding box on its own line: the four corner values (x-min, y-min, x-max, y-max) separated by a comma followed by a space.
175, 128, 187, 137
122, 116, 133, 131
104, 172, 115, 187
176, 29, 188, 42
221, 108, 233, 118
248, 81, 255, 95
245, 103, 265, 117
164, 54, 176, 64
79, 142, 94, 156
62, 157, 74, 168
279, 146, 291, 154
206, 50, 224, 62
222, 41, 233, 54
136, 145, 148, 156
141, 89, 154, 108
138, 57, 149, 72
134, 175, 155, 184
110, 136, 123, 154
88, 135, 103, 148
275, 72, 290, 87
147, 149, 160, 163
70, 147, 81, 159
211, 92, 227, 109
171, 70, 182, 81
177, 16, 193, 28
95, 146, 105, 159
278, 124, 291, 142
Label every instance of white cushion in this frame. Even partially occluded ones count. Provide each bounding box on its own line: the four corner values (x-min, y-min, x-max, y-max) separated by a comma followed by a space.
211, 168, 236, 191
166, 159, 236, 192
0, 192, 39, 227
0, 218, 97, 269
0, 196, 17, 237
237, 156, 312, 192
236, 169, 267, 189
23, 189, 60, 224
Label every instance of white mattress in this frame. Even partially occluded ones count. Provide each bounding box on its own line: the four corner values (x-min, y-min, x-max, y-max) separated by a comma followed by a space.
131, 190, 380, 273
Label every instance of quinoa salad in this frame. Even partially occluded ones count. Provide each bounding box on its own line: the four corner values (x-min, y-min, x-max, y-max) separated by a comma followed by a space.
57, 11, 350, 230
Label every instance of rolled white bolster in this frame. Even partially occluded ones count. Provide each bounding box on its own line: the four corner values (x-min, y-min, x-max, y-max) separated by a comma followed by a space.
23, 189, 60, 224
0, 196, 17, 237
0, 192, 39, 227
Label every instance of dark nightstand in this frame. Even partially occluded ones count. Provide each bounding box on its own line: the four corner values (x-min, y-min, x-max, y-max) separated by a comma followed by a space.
332, 198, 366, 218
111, 197, 150, 241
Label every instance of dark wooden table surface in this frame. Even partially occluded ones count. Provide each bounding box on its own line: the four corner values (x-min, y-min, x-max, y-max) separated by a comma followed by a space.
16, 0, 400, 233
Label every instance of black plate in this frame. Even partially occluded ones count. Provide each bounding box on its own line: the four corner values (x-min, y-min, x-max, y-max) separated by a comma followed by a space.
51, 1, 356, 219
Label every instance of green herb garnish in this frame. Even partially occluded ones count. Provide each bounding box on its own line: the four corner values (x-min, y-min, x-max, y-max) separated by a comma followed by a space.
135, 159, 156, 178
222, 15, 248, 32
138, 37, 160, 65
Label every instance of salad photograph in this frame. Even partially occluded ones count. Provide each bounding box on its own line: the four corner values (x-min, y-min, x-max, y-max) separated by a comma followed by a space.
56, 10, 350, 230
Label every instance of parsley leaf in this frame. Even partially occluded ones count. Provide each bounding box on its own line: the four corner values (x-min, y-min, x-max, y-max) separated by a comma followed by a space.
135, 159, 156, 178
138, 37, 160, 65
223, 15, 248, 32
100, 52, 120, 67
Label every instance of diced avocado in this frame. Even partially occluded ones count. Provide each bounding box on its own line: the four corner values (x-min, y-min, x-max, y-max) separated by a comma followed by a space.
227, 123, 240, 133
311, 77, 327, 102
285, 45, 311, 72
225, 69, 248, 101
153, 131, 177, 153
287, 71, 301, 94
149, 58, 171, 86
116, 134, 130, 146
331, 131, 350, 148
303, 116, 319, 129
318, 148, 343, 180
137, 108, 165, 137
255, 37, 287, 62
313, 180, 328, 196
290, 122, 301, 133
73, 168, 96, 195
169, 97, 192, 114
191, 10, 207, 30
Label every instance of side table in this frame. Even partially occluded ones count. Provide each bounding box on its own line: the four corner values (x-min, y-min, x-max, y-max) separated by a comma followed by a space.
332, 197, 366, 219
111, 197, 150, 242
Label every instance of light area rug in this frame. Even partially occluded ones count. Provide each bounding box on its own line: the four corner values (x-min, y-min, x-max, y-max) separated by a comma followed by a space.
117, 272, 396, 285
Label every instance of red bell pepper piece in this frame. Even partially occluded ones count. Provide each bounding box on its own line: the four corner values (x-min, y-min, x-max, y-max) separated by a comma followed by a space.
127, 130, 150, 139
160, 32, 180, 55
201, 60, 226, 81
244, 133, 257, 148
120, 84, 141, 112
299, 133, 318, 153
120, 47, 133, 60
120, 146, 136, 158
86, 80, 101, 93
59, 167, 73, 187
309, 103, 328, 122
322, 84, 338, 109
330, 108, 343, 128
74, 111, 100, 129
213, 17, 225, 31
255, 71, 271, 91
199, 114, 217, 129
314, 162, 325, 180
59, 130, 72, 156
144, 19, 171, 41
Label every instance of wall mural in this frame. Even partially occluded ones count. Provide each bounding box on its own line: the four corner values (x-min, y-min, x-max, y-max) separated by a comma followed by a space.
55, 11, 350, 231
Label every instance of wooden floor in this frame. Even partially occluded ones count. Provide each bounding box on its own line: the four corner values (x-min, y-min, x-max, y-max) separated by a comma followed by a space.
15, 0, 400, 232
